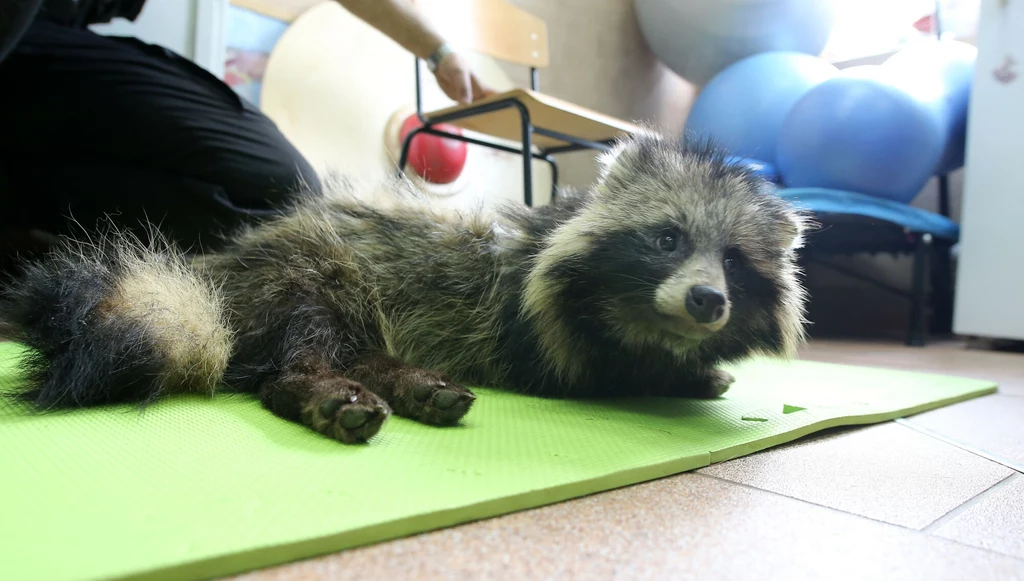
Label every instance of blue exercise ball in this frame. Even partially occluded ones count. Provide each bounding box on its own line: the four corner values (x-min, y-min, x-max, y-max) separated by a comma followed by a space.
776, 74, 946, 204
634, 0, 838, 86
838, 64, 883, 79
879, 39, 978, 174
685, 51, 838, 166
725, 155, 781, 183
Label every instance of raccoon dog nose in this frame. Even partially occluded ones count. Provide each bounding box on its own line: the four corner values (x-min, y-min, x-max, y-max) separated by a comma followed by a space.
686, 285, 727, 324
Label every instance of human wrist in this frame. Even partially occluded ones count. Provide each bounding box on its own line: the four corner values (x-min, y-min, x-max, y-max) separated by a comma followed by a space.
425, 42, 454, 72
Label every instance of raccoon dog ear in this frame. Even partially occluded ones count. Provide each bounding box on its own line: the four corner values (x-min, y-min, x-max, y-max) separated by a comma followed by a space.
596, 139, 632, 181
778, 209, 812, 251
596, 127, 668, 181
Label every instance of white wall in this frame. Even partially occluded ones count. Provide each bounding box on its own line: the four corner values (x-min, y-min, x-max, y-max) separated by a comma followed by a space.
89, 0, 227, 77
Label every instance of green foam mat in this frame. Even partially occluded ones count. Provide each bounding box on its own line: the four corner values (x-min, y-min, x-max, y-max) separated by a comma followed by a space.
0, 341, 996, 581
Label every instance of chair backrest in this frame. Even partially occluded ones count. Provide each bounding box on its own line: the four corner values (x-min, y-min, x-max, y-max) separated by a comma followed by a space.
413, 0, 550, 69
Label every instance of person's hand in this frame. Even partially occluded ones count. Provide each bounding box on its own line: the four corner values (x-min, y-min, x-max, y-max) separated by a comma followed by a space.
433, 52, 498, 105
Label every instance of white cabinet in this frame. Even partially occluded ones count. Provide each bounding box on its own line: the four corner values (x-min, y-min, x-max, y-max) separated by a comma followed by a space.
953, 0, 1024, 341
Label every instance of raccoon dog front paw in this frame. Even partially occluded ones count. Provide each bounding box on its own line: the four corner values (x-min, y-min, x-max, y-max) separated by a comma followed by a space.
303, 379, 391, 444
692, 368, 736, 399
395, 370, 476, 425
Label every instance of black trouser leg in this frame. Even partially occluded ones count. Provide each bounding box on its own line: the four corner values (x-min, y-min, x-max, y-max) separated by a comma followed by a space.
0, 20, 321, 255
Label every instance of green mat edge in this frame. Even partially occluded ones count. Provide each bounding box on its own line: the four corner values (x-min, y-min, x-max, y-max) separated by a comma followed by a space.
108, 380, 997, 581
709, 381, 998, 463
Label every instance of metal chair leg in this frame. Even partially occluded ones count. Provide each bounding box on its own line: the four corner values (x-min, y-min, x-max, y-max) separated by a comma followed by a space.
519, 116, 534, 207
938, 173, 951, 217
542, 154, 559, 202
397, 126, 426, 177
907, 233, 933, 347
929, 239, 954, 335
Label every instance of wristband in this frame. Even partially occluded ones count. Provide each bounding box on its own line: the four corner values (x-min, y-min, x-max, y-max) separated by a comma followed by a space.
426, 43, 454, 72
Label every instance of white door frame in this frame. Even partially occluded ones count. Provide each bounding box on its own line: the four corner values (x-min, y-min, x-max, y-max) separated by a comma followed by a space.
193, 0, 228, 78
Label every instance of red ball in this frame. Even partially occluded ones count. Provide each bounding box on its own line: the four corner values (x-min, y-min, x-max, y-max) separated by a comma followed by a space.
399, 115, 468, 184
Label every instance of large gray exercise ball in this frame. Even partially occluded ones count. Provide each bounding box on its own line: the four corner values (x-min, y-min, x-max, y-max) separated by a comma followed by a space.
634, 0, 838, 86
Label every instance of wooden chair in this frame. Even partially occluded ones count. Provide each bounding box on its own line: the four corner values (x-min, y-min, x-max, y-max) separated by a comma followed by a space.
401, 0, 643, 206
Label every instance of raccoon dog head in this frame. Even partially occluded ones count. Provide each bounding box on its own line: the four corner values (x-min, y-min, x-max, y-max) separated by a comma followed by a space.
522, 130, 810, 380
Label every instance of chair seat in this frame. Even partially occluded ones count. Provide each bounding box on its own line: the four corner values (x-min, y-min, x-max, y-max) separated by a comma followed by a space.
777, 187, 960, 242
422, 89, 643, 151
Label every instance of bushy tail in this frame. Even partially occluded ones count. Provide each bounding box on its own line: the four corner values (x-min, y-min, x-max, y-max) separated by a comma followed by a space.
0, 227, 233, 409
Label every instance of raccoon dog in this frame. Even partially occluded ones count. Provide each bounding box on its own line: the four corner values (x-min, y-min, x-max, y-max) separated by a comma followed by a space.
0, 131, 809, 444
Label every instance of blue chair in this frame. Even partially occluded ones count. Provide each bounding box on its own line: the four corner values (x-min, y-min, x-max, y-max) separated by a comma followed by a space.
772, 181, 959, 346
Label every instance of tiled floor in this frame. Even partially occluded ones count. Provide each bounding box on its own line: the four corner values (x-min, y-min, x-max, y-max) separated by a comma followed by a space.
229, 338, 1024, 580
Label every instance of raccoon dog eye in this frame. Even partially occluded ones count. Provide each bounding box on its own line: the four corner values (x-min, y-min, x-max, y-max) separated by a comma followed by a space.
724, 248, 741, 272
656, 228, 680, 252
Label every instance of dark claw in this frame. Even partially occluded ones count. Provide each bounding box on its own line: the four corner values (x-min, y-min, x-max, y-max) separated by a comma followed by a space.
432, 390, 459, 410
319, 398, 343, 418
339, 407, 369, 429
413, 383, 434, 402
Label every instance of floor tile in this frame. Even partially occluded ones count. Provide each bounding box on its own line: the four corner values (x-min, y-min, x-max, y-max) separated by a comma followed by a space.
227, 473, 1024, 581
696, 422, 1013, 529
930, 474, 1024, 560
903, 394, 1024, 470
